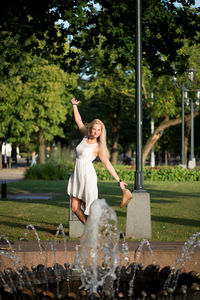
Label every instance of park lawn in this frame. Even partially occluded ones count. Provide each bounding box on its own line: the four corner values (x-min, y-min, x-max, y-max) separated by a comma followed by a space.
0, 180, 199, 242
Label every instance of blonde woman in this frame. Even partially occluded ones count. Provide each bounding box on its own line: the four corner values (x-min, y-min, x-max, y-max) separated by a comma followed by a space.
67, 98, 127, 224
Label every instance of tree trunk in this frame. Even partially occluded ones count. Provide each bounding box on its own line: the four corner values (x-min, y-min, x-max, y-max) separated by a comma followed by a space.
38, 128, 45, 164
165, 150, 168, 165
142, 111, 199, 165
143, 116, 181, 165
111, 139, 118, 164
107, 98, 123, 165
127, 147, 132, 159
110, 122, 119, 164
0, 139, 3, 169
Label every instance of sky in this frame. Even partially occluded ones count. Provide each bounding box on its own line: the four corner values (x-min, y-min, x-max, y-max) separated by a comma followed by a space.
175, 0, 200, 7
194, 0, 200, 6
57, 1, 200, 29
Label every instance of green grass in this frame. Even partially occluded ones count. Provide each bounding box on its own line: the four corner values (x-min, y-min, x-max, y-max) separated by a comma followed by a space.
0, 180, 199, 242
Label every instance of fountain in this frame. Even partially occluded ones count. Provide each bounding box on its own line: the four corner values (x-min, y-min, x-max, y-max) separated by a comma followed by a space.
0, 199, 200, 299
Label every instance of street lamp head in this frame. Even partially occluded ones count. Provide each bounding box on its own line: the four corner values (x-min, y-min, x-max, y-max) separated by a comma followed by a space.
188, 71, 194, 82
197, 90, 200, 100
186, 99, 190, 106
184, 90, 188, 99
188, 68, 196, 82
172, 75, 177, 83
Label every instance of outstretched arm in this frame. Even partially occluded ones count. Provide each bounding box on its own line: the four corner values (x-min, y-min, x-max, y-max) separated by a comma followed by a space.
71, 98, 88, 136
99, 154, 127, 190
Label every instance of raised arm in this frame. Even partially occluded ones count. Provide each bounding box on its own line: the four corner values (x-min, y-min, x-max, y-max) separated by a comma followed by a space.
99, 154, 127, 190
71, 98, 88, 136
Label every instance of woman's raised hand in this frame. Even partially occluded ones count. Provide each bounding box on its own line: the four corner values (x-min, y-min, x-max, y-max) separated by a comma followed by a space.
71, 98, 80, 106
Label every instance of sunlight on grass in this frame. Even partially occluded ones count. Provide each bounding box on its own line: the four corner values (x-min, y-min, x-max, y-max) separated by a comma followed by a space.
0, 180, 199, 241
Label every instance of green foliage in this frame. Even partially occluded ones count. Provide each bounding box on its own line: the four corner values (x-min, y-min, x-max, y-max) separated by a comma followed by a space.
95, 163, 135, 181
25, 162, 74, 180
64, 0, 200, 76
25, 161, 200, 182
0, 0, 68, 62
95, 164, 200, 182
0, 39, 78, 148
21, 56, 75, 141
144, 166, 200, 182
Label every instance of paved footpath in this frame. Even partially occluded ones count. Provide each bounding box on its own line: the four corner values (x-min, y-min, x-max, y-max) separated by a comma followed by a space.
0, 167, 26, 182
0, 167, 56, 200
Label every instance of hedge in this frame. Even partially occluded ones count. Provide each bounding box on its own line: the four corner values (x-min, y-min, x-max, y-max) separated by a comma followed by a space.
25, 162, 200, 182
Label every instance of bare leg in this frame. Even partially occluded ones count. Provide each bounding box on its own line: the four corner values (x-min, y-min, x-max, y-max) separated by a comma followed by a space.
71, 197, 86, 224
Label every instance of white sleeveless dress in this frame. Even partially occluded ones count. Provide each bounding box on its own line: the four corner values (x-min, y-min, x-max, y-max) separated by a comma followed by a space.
67, 136, 98, 215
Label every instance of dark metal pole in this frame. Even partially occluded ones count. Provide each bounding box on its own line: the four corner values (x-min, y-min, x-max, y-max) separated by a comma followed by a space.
190, 99, 194, 160
181, 86, 185, 165
2, 181, 7, 199
134, 0, 145, 191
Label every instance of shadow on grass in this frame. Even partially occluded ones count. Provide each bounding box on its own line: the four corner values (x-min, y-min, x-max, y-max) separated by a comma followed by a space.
0, 197, 69, 208
146, 187, 200, 199
99, 181, 200, 199
152, 215, 200, 228
0, 217, 68, 237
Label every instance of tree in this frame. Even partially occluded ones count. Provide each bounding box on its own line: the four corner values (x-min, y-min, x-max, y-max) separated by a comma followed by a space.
62, 0, 200, 76
58, 0, 200, 164
0, 22, 78, 167
76, 42, 136, 164
0, 0, 67, 62
1, 0, 199, 166
17, 56, 77, 164
0, 34, 27, 168
0, 41, 77, 166
142, 67, 200, 165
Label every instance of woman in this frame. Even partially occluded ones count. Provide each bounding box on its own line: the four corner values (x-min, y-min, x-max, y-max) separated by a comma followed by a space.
67, 98, 127, 224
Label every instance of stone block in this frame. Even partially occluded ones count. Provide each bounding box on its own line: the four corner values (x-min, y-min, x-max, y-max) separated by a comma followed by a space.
69, 219, 84, 238
126, 192, 151, 239
69, 199, 84, 238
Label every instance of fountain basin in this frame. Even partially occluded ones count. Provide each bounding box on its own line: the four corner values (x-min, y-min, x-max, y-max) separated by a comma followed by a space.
1, 240, 199, 273
0, 257, 200, 300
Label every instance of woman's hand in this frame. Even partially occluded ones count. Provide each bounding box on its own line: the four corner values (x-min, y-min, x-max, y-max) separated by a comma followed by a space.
71, 98, 80, 106
119, 180, 128, 191
71, 97, 88, 136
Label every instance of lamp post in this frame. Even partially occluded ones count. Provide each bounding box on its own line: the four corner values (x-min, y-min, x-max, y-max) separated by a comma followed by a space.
181, 86, 186, 166
150, 92, 155, 167
187, 89, 200, 169
134, 0, 144, 191
173, 69, 195, 167
126, 0, 151, 239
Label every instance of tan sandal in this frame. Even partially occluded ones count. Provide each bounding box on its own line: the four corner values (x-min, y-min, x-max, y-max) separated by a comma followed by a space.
120, 189, 132, 208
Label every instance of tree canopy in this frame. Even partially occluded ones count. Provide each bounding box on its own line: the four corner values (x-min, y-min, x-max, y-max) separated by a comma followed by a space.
0, 0, 199, 166
60, 0, 200, 76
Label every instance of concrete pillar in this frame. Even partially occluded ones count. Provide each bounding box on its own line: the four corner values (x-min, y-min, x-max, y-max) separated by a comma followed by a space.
69, 199, 84, 238
126, 192, 151, 239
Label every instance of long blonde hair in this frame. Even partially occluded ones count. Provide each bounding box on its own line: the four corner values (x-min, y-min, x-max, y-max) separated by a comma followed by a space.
88, 119, 110, 159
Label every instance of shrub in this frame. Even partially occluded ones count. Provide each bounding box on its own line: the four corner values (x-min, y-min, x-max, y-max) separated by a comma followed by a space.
25, 162, 74, 180
143, 166, 200, 182
25, 162, 200, 181
94, 164, 200, 182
